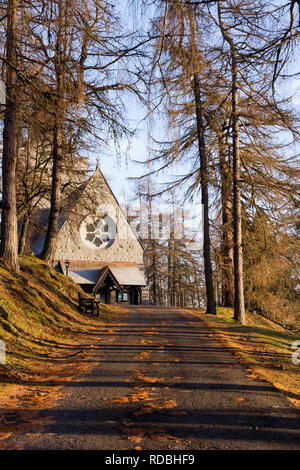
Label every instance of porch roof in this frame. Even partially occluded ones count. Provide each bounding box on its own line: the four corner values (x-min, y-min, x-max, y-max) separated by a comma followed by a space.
93, 266, 123, 293
58, 260, 147, 287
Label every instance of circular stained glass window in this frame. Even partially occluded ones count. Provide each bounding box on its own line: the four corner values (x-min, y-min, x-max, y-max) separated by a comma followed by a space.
80, 215, 116, 249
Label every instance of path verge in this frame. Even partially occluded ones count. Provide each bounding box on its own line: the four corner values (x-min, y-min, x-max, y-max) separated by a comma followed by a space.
185, 308, 300, 409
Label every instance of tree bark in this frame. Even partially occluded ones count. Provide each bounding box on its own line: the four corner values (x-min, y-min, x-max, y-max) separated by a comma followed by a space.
40, 0, 65, 265
167, 236, 172, 306
193, 73, 216, 314
218, 129, 234, 307
0, 0, 19, 273
147, 188, 158, 305
18, 211, 29, 254
40, 123, 64, 264
231, 51, 246, 324
218, 0, 245, 324
187, 7, 216, 314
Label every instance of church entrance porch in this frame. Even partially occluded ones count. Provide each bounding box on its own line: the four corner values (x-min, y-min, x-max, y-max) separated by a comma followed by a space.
97, 288, 120, 305
93, 266, 123, 305
58, 261, 147, 306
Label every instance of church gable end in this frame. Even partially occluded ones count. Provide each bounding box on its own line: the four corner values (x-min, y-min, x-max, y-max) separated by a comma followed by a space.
54, 166, 144, 266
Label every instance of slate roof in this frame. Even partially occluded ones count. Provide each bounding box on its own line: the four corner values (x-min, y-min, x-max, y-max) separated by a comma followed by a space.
58, 260, 147, 287
109, 264, 147, 286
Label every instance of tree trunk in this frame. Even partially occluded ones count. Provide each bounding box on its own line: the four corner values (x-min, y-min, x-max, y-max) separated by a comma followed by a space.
187, 7, 216, 314
151, 241, 157, 305
0, 0, 19, 273
193, 73, 216, 314
147, 190, 158, 305
18, 211, 29, 254
218, 129, 234, 307
218, 0, 245, 324
172, 239, 177, 307
167, 237, 172, 306
231, 51, 246, 324
40, 0, 65, 265
40, 124, 64, 264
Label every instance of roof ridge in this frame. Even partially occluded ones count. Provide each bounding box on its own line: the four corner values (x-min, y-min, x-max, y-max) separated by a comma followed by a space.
59, 260, 139, 267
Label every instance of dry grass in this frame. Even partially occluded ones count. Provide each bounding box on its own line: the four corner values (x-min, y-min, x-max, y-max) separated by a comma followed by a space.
0, 255, 125, 407
185, 307, 300, 409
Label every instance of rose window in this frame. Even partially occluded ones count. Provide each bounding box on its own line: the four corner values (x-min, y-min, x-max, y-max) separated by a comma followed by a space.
80, 216, 116, 249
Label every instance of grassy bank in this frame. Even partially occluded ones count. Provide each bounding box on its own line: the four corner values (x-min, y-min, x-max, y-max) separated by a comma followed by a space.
185, 307, 300, 409
0, 255, 124, 399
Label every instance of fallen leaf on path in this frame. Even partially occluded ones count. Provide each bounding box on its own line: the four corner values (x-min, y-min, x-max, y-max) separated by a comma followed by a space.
161, 399, 177, 409
215, 364, 233, 368
245, 370, 259, 380
0, 433, 12, 440
136, 351, 151, 360
134, 399, 177, 415
111, 390, 155, 403
140, 339, 153, 345
127, 436, 143, 443
133, 371, 161, 383
233, 397, 245, 402
150, 432, 181, 442
111, 396, 131, 403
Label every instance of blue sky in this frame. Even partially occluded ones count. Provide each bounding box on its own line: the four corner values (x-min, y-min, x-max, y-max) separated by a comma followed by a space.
89, 100, 151, 203
87, 1, 300, 206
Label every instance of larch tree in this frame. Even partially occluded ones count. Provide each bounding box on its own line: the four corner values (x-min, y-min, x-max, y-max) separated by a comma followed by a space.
40, 0, 68, 264
136, 0, 218, 312
20, 0, 145, 265
0, 0, 19, 272
217, 0, 245, 324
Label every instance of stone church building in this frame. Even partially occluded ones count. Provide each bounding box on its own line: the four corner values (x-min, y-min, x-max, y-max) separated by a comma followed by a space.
30, 160, 147, 305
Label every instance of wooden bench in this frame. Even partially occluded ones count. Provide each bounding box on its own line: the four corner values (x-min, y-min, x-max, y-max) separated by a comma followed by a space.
78, 292, 99, 317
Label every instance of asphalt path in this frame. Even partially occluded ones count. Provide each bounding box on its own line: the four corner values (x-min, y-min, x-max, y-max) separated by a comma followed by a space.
4, 306, 300, 450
